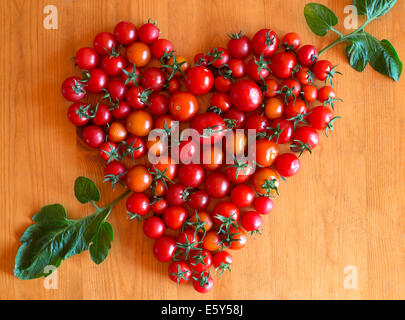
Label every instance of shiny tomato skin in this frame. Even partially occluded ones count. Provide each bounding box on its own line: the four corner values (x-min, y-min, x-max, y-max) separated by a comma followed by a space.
223, 109, 246, 129
224, 159, 255, 184
209, 47, 229, 68
193, 272, 214, 293
188, 249, 213, 273
167, 78, 180, 94
114, 21, 137, 45
126, 165, 152, 192
297, 44, 318, 67
212, 201, 240, 226
122, 135, 146, 159
274, 153, 300, 177
229, 79, 263, 112
151, 39, 174, 59
143, 216, 165, 239
270, 52, 297, 79
168, 261, 192, 284
230, 184, 255, 207
121, 65, 142, 87
126, 192, 149, 216
99, 141, 119, 162
228, 58, 246, 78
111, 101, 131, 119
246, 56, 270, 81
141, 67, 165, 91
262, 79, 280, 98
126, 42, 151, 67
86, 68, 108, 93
153, 236, 176, 262
185, 66, 214, 95
284, 99, 309, 120
104, 160, 126, 180
108, 121, 127, 143
264, 97, 284, 120
163, 206, 188, 230
178, 164, 205, 188
282, 32, 301, 50
214, 75, 232, 93
270, 118, 294, 144
254, 196, 273, 215
312, 60, 333, 81
138, 22, 159, 44
106, 79, 127, 102
126, 110, 153, 137
308, 106, 333, 130
67, 102, 91, 126
203, 230, 222, 251
205, 172, 230, 198
245, 112, 269, 133
75, 47, 99, 70
317, 86, 336, 103
81, 125, 105, 148
227, 35, 251, 59
227, 227, 247, 250
148, 93, 168, 116
94, 32, 116, 55
188, 191, 210, 211
166, 183, 187, 206
191, 112, 226, 145
254, 139, 279, 167
61, 77, 86, 102
168, 91, 199, 121
292, 125, 319, 149
210, 93, 231, 113
302, 85, 318, 103
251, 167, 280, 196
241, 211, 262, 231
252, 28, 279, 57
101, 55, 127, 77
151, 198, 168, 215
213, 251, 232, 269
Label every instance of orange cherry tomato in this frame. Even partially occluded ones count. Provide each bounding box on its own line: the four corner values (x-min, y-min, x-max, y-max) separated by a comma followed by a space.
151, 180, 167, 197
189, 211, 213, 233
264, 97, 284, 120
146, 135, 167, 157
254, 139, 279, 167
228, 227, 247, 250
202, 144, 223, 171
126, 165, 153, 192
155, 114, 175, 130
167, 55, 189, 77
108, 121, 127, 142
251, 167, 280, 196
150, 156, 178, 181
168, 91, 199, 122
126, 42, 151, 67
126, 110, 153, 137
203, 230, 222, 251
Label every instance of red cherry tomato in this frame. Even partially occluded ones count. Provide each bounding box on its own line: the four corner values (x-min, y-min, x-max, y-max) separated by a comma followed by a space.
178, 164, 205, 188
142, 67, 165, 92
208, 47, 229, 68
188, 190, 210, 211
151, 198, 168, 215
231, 184, 255, 207
223, 109, 246, 129
67, 102, 91, 126
188, 249, 213, 273
153, 236, 176, 262
274, 153, 300, 177
229, 79, 263, 112
82, 125, 105, 148
228, 58, 246, 78
185, 66, 214, 95
210, 93, 231, 113
190, 112, 226, 145
297, 44, 318, 66
101, 54, 127, 77
241, 211, 262, 231
138, 21, 159, 44
193, 272, 214, 293
254, 196, 273, 215
168, 91, 199, 121
252, 28, 279, 57
282, 32, 301, 50
292, 125, 319, 151
143, 216, 165, 239
270, 52, 297, 79
168, 261, 192, 284
205, 172, 230, 198
126, 192, 149, 217
163, 206, 188, 230
75, 47, 99, 70
302, 85, 318, 103
307, 106, 334, 130
93, 32, 117, 55
151, 39, 174, 59
85, 68, 108, 93
214, 75, 232, 93
114, 21, 137, 45
227, 31, 251, 59
61, 76, 86, 102
269, 118, 294, 144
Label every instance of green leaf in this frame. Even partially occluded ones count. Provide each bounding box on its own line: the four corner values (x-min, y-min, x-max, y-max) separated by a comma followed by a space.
353, 0, 397, 20
14, 204, 111, 280
89, 221, 114, 264
74, 176, 100, 204
345, 31, 402, 81
304, 3, 339, 36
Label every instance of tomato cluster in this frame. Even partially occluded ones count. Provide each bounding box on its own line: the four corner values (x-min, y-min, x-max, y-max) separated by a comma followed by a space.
62, 23, 341, 293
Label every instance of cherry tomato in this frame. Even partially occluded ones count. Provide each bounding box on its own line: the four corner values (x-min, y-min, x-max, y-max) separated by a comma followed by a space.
254, 139, 279, 167
246, 56, 270, 81
126, 86, 151, 109
227, 227, 247, 250
142, 67, 165, 91
297, 44, 318, 66
185, 66, 214, 95
168, 91, 198, 121
252, 28, 279, 57
92, 104, 112, 126
176, 230, 200, 254
284, 99, 309, 120
210, 93, 231, 113
241, 211, 262, 231
214, 75, 232, 93
126, 110, 153, 137
230, 184, 255, 207
318, 86, 336, 103
224, 158, 255, 184
101, 54, 127, 77
312, 60, 333, 81
93, 32, 116, 55
126, 192, 149, 217
151, 39, 174, 59
282, 32, 301, 50
108, 121, 127, 143
121, 65, 142, 87
143, 216, 165, 239
228, 130, 247, 156
274, 153, 300, 177
166, 183, 188, 206
205, 172, 230, 198
114, 21, 137, 45
166, 78, 180, 94
122, 135, 146, 159
269, 118, 294, 144
82, 125, 105, 148
208, 47, 229, 68
178, 164, 205, 188
254, 196, 273, 215
148, 93, 168, 116
229, 79, 262, 112
203, 230, 221, 251
223, 109, 246, 129
175, 138, 198, 164
126, 165, 152, 192
188, 249, 212, 273
150, 156, 178, 181
245, 112, 269, 133
61, 76, 86, 102
264, 97, 284, 120
111, 101, 131, 120
151, 198, 168, 215
213, 251, 232, 271
294, 66, 313, 86
251, 167, 280, 196
193, 272, 214, 293
168, 261, 192, 284
153, 236, 176, 262
188, 191, 210, 211
262, 79, 280, 98
166, 55, 189, 78
85, 68, 108, 93
163, 206, 188, 230
75, 47, 99, 70
188, 210, 213, 231
228, 58, 246, 78
227, 31, 251, 58
99, 141, 119, 162
307, 106, 333, 130
138, 21, 159, 44
67, 102, 91, 126
270, 52, 297, 79
302, 85, 318, 103
292, 125, 319, 150
191, 112, 226, 145
104, 161, 127, 186
106, 79, 127, 102
212, 201, 240, 226
126, 42, 151, 67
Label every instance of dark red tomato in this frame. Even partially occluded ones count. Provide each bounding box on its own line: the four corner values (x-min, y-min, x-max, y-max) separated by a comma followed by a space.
122, 135, 146, 160
99, 141, 119, 162
302, 85, 318, 103
194, 53, 209, 66
246, 56, 270, 81
92, 104, 111, 127
126, 86, 151, 109
224, 158, 255, 184
101, 54, 127, 77
193, 272, 214, 293
228, 59, 245, 79
282, 32, 301, 50
294, 66, 313, 86
208, 47, 229, 68
223, 109, 246, 129
284, 99, 309, 120
138, 21, 159, 44
151, 38, 174, 59
178, 164, 205, 188
163, 206, 188, 230
205, 172, 230, 198
210, 93, 231, 113
67, 102, 91, 126
188, 249, 212, 273
61, 76, 86, 102
252, 28, 279, 57
82, 125, 105, 148
168, 91, 198, 122
104, 160, 126, 181
75, 47, 99, 70
227, 32, 251, 58
166, 78, 180, 94
245, 112, 270, 133
114, 21, 137, 45
148, 93, 168, 116
229, 79, 263, 112
126, 192, 149, 216
312, 60, 333, 81
153, 236, 176, 262
93, 32, 116, 55
213, 251, 232, 270
106, 79, 127, 102
166, 183, 187, 206
270, 52, 297, 79
188, 190, 210, 211
143, 216, 165, 239
231, 184, 255, 207
214, 75, 232, 93
142, 67, 165, 91
254, 196, 273, 215
111, 101, 131, 119
191, 112, 226, 145
297, 44, 318, 67
317, 86, 336, 103
227, 227, 247, 250
241, 211, 262, 231
185, 66, 214, 95
274, 153, 300, 177
168, 261, 192, 284
262, 79, 280, 98
212, 201, 240, 225
280, 79, 301, 102
86, 68, 108, 93
151, 198, 168, 215
121, 65, 142, 87
269, 118, 294, 144
308, 106, 333, 130
292, 125, 319, 150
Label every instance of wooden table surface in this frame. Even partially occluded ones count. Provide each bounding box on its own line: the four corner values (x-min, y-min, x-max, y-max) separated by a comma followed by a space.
1, 0, 404, 300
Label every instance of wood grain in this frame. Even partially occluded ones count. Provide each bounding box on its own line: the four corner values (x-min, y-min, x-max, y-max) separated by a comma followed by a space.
1, 0, 404, 300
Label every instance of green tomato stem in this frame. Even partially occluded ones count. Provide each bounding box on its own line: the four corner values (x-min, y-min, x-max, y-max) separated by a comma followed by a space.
108, 189, 131, 208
